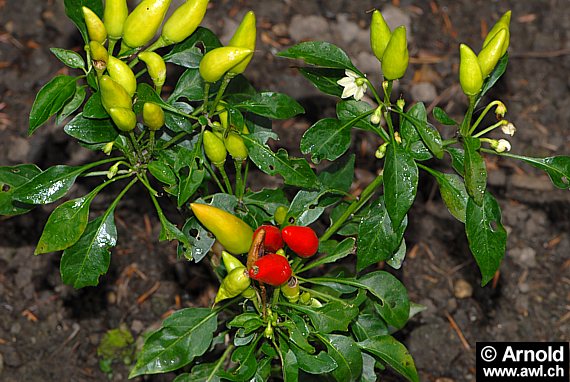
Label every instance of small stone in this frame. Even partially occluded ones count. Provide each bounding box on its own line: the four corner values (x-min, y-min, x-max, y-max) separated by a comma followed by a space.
436, 378, 455, 382
7, 137, 30, 163
106, 291, 117, 305
2, 347, 22, 368
289, 15, 331, 42
454, 279, 473, 299
272, 23, 288, 37
410, 82, 437, 103
130, 320, 144, 334
381, 5, 412, 39
335, 14, 361, 44
10, 322, 21, 335
509, 247, 537, 268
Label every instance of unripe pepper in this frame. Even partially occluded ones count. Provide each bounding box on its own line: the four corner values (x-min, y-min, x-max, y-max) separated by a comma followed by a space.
82, 6, 107, 44
274, 206, 288, 226
107, 56, 137, 97
228, 11, 256, 75
240, 287, 256, 299
477, 28, 507, 78
224, 132, 248, 161
280, 276, 300, 303
203, 130, 227, 166
160, 0, 209, 45
199, 47, 253, 83
122, 0, 172, 49
103, 0, 128, 40
138, 52, 167, 89
222, 250, 245, 273
214, 267, 250, 304
99, 75, 132, 113
143, 102, 165, 131
253, 225, 283, 253
370, 10, 391, 62
89, 41, 108, 75
482, 10, 511, 57
459, 44, 483, 96
381, 26, 409, 80
109, 107, 137, 132
190, 203, 254, 254
249, 254, 292, 286
281, 225, 319, 258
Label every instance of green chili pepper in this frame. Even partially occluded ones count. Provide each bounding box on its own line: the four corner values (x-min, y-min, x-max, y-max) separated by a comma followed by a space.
99, 75, 132, 113
89, 41, 108, 75
280, 276, 300, 303
203, 130, 227, 166
142, 102, 164, 131
214, 267, 251, 304
122, 0, 172, 49
381, 26, 409, 80
138, 51, 166, 91
160, 0, 209, 45
477, 28, 507, 78
459, 44, 483, 96
103, 0, 128, 40
107, 56, 137, 97
222, 250, 245, 273
82, 6, 107, 44
228, 11, 256, 75
199, 47, 253, 83
109, 107, 136, 132
224, 132, 248, 161
370, 10, 392, 62
274, 206, 288, 226
482, 10, 511, 57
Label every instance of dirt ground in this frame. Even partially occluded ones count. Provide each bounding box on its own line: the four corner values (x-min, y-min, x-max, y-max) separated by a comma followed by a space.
1, 0, 569, 381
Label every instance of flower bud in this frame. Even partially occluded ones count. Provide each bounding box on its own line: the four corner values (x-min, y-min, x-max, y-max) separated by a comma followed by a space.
490, 138, 511, 153
501, 121, 516, 136
495, 102, 507, 118
103, 142, 114, 155
375, 142, 389, 159
371, 106, 382, 125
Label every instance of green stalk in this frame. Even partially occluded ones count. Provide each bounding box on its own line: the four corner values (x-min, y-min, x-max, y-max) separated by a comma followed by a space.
473, 120, 507, 138
469, 100, 503, 134
364, 78, 382, 105
319, 173, 384, 242
204, 161, 226, 193
460, 96, 476, 136
210, 73, 235, 114
234, 160, 244, 200
217, 164, 234, 195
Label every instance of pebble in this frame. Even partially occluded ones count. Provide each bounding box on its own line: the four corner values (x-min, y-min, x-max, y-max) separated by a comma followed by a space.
381, 5, 412, 39
453, 279, 473, 299
410, 82, 437, 103
509, 247, 537, 268
131, 320, 144, 334
10, 323, 21, 335
335, 14, 361, 44
7, 137, 30, 163
2, 347, 22, 368
289, 15, 331, 42
435, 378, 455, 382
510, 174, 553, 191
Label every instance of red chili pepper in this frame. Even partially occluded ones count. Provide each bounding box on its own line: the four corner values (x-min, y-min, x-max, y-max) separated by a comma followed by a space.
249, 254, 292, 286
281, 225, 319, 258
253, 225, 283, 253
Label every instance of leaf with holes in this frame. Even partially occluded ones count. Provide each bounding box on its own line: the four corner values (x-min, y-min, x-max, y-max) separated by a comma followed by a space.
466, 193, 507, 286
179, 217, 215, 262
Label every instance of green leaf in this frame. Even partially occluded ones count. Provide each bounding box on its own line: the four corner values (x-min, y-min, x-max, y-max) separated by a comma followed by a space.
357, 196, 407, 271
178, 165, 205, 207
400, 102, 443, 159
236, 92, 304, 119
278, 41, 358, 71
158, 211, 191, 257
430, 169, 469, 223
501, 153, 570, 189
446, 147, 465, 176
383, 143, 418, 229
135, 83, 172, 114
243, 132, 318, 189
360, 353, 377, 382
304, 238, 355, 270
298, 67, 344, 97
219, 339, 259, 381
291, 347, 338, 375
165, 46, 203, 68
358, 335, 418, 382
318, 334, 362, 382
358, 272, 410, 329
283, 314, 315, 354
432, 107, 457, 125
400, 105, 432, 161
148, 160, 177, 185
286, 190, 336, 227
336, 100, 376, 131
169, 68, 205, 102
479, 54, 508, 101
29, 75, 77, 134
129, 307, 218, 377
64, 0, 103, 43
179, 217, 215, 262
64, 114, 118, 143
283, 349, 299, 382
465, 193, 507, 286
351, 312, 389, 342
60, 212, 116, 288
242, 188, 289, 217
57, 85, 87, 124
35, 193, 95, 254
166, 27, 222, 57
463, 136, 487, 205
386, 240, 407, 270
318, 154, 355, 193
12, 165, 85, 204
50, 48, 85, 69
0, 164, 41, 216
83, 92, 108, 119
176, 361, 221, 382
289, 301, 359, 334
301, 118, 350, 164
227, 313, 264, 334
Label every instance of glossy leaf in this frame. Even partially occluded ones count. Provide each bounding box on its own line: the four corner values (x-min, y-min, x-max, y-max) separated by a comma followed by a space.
465, 193, 507, 286
283, 349, 299, 382
169, 68, 205, 102
243, 132, 318, 189
357, 196, 407, 271
290, 301, 358, 334
478, 54, 508, 102
446, 147, 465, 176
400, 104, 432, 161
148, 160, 177, 185
0, 164, 41, 216
64, 0, 103, 43
165, 46, 203, 68
64, 114, 118, 143
242, 188, 288, 217
158, 210, 191, 259
383, 143, 418, 229
60, 212, 116, 288
57, 85, 86, 124
318, 334, 362, 382
236, 92, 304, 119
135, 83, 172, 114
278, 41, 358, 72
301, 118, 350, 164
502, 153, 570, 189
432, 107, 457, 126
386, 240, 407, 270
167, 27, 222, 56
318, 154, 355, 193
358, 335, 419, 382
12, 165, 85, 205
400, 102, 443, 159
463, 136, 486, 205
176, 362, 221, 382
336, 100, 375, 131
50, 48, 85, 69
286, 190, 336, 227
83, 92, 108, 119
298, 67, 344, 97
360, 353, 377, 382
304, 237, 355, 270
29, 75, 77, 134
351, 312, 389, 342
179, 217, 215, 262
219, 339, 259, 381
291, 347, 338, 375
431, 169, 469, 223
178, 165, 205, 207
129, 308, 218, 377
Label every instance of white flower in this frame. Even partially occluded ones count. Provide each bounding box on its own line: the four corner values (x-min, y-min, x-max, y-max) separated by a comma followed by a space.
501, 122, 516, 136
337, 70, 367, 101
492, 138, 511, 153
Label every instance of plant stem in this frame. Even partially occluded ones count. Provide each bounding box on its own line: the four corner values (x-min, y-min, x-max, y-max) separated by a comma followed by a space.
473, 120, 507, 138
210, 73, 235, 114
320, 173, 384, 242
204, 161, 226, 193
364, 78, 382, 105
460, 96, 476, 136
469, 100, 503, 134
148, 131, 156, 158
203, 82, 211, 111
218, 164, 233, 195
129, 131, 144, 160
234, 160, 244, 200
137, 173, 159, 196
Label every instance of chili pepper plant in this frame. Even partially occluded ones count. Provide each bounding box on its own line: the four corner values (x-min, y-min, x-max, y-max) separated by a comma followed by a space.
2, 1, 569, 381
